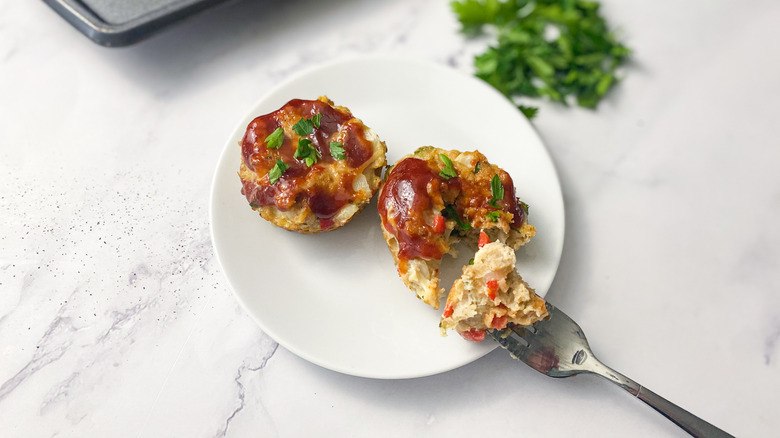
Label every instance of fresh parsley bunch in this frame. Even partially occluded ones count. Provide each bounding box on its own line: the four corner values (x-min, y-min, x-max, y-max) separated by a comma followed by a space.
452, 0, 631, 118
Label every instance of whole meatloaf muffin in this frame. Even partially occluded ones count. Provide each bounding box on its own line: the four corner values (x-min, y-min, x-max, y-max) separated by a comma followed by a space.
239, 96, 387, 233
440, 238, 547, 342
377, 146, 536, 309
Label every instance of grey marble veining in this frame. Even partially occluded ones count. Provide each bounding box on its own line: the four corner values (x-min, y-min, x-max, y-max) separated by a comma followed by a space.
1, 0, 779, 436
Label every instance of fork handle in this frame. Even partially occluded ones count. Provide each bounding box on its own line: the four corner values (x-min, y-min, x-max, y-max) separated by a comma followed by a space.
593, 364, 734, 438
634, 385, 735, 438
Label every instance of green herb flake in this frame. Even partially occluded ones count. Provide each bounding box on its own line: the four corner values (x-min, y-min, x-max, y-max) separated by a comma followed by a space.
312, 113, 322, 129
294, 138, 320, 167
518, 105, 539, 120
292, 118, 314, 136
452, 0, 631, 112
330, 142, 346, 160
268, 159, 289, 184
468, 258, 475, 265
486, 210, 501, 222
414, 146, 434, 156
439, 154, 458, 179
489, 174, 504, 208
265, 127, 284, 149
473, 161, 481, 173
443, 205, 471, 231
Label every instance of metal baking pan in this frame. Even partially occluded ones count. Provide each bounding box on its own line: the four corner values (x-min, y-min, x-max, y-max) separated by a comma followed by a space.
44, 0, 234, 47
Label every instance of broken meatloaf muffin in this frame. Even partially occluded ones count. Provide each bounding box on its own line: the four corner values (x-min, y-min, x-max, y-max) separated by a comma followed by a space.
440, 238, 547, 341
377, 146, 536, 309
239, 96, 387, 233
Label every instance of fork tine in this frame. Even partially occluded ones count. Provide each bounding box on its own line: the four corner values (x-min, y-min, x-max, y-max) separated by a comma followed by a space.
489, 328, 533, 362
509, 324, 533, 340
490, 302, 588, 377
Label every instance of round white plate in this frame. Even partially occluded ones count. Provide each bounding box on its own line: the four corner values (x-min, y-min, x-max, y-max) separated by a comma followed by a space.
210, 56, 564, 379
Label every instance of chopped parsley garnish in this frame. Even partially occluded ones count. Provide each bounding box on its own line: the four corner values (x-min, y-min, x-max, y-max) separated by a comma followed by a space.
473, 161, 481, 173
518, 105, 539, 120
330, 141, 345, 160
292, 118, 314, 136
265, 127, 284, 149
414, 146, 434, 156
439, 154, 457, 179
268, 159, 289, 184
489, 174, 504, 208
468, 258, 475, 265
486, 210, 501, 222
443, 205, 471, 231
294, 138, 320, 166
452, 0, 631, 118
312, 113, 322, 128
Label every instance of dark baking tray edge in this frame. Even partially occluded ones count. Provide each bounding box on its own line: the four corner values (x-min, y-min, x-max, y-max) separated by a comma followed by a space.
43, 0, 232, 47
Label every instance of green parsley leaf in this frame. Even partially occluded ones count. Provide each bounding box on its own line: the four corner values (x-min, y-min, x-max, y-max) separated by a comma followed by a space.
439, 154, 457, 179
312, 113, 322, 129
468, 258, 475, 265
473, 161, 481, 173
452, 0, 631, 111
268, 159, 289, 184
489, 174, 504, 207
414, 146, 434, 156
292, 118, 314, 136
294, 138, 311, 159
486, 210, 501, 222
518, 105, 539, 120
452, 0, 519, 35
265, 127, 284, 149
294, 138, 320, 167
330, 142, 346, 160
442, 205, 471, 231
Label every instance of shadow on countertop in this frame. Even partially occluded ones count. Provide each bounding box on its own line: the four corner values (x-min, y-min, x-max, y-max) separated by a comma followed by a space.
74, 0, 417, 98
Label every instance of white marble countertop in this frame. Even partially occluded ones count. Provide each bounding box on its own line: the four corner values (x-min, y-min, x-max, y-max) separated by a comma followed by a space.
2, 0, 779, 436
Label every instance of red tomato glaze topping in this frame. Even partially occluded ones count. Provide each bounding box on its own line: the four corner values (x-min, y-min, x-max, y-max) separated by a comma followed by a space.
377, 158, 447, 260
239, 98, 376, 220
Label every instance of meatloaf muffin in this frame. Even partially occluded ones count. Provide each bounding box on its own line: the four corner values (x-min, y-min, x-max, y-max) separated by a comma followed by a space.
377, 146, 536, 309
239, 96, 387, 232
440, 238, 548, 342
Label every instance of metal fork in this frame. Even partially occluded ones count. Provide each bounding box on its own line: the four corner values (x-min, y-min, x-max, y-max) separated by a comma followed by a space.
490, 302, 735, 438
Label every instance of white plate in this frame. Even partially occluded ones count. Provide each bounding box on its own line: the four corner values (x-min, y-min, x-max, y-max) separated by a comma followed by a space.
210, 56, 564, 379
